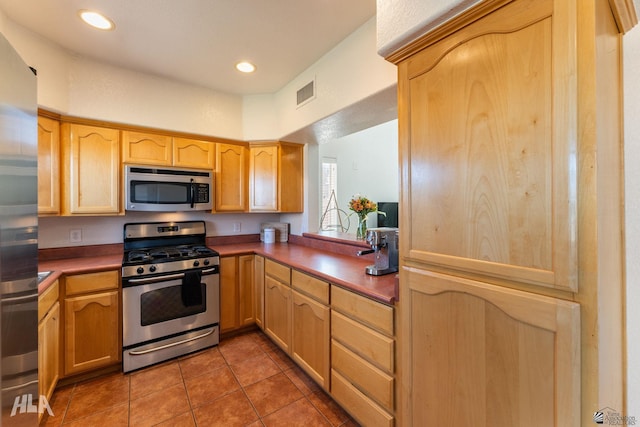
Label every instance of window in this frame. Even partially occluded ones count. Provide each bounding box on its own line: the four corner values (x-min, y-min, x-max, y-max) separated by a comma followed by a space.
320, 157, 339, 230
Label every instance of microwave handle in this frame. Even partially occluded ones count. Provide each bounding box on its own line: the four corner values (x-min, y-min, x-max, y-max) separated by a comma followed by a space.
190, 179, 195, 208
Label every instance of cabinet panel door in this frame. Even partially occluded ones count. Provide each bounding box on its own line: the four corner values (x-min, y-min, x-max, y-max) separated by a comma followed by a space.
64, 291, 120, 375
38, 302, 59, 405
62, 123, 121, 215
264, 276, 291, 352
402, 267, 580, 427
254, 255, 265, 329
401, 0, 576, 291
122, 131, 172, 165
292, 290, 329, 389
215, 143, 247, 211
249, 145, 278, 211
238, 255, 255, 326
173, 138, 215, 169
37, 116, 60, 215
220, 256, 239, 333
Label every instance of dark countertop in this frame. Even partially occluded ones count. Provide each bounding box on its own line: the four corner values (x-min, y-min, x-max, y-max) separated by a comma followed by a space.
37, 242, 398, 305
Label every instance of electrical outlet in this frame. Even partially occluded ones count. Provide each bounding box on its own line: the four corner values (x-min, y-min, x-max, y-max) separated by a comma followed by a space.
69, 229, 82, 243
232, 222, 241, 232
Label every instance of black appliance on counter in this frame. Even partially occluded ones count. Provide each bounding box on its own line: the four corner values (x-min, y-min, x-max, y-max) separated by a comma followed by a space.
121, 221, 220, 373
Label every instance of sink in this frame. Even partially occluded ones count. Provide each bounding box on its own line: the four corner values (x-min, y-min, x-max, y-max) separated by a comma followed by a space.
37, 271, 52, 284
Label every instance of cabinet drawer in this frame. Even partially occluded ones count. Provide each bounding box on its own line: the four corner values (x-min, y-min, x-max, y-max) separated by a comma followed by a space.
65, 270, 119, 296
265, 259, 290, 285
292, 270, 329, 304
331, 311, 394, 373
331, 369, 394, 427
332, 339, 394, 411
38, 280, 59, 322
331, 285, 394, 335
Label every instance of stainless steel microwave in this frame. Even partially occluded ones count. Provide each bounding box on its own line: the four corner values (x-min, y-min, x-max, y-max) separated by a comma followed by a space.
125, 165, 213, 212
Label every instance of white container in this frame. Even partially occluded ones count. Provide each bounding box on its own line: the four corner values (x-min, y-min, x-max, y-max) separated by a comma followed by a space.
263, 228, 276, 244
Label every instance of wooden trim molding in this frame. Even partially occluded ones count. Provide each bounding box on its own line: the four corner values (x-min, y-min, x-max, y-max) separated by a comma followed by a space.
608, 0, 638, 33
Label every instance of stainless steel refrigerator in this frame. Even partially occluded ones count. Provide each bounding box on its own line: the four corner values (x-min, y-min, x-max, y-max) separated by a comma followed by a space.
0, 33, 39, 426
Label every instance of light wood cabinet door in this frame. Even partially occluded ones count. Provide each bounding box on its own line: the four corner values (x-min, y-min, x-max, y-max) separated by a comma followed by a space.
61, 123, 121, 215
291, 290, 330, 390
215, 143, 248, 211
249, 144, 278, 211
402, 267, 580, 427
38, 301, 59, 412
37, 116, 60, 215
254, 255, 265, 330
64, 290, 120, 376
238, 255, 255, 327
400, 0, 574, 291
122, 130, 172, 165
220, 256, 239, 333
264, 276, 291, 352
278, 142, 303, 212
173, 137, 215, 169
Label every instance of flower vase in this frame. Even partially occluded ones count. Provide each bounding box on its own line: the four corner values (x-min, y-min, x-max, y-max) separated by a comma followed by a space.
357, 215, 367, 239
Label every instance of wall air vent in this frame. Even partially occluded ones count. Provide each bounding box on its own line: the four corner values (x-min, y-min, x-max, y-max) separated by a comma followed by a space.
296, 78, 316, 108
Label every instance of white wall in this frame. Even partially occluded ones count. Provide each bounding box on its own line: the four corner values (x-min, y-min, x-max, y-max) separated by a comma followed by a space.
318, 119, 398, 233
624, 24, 640, 417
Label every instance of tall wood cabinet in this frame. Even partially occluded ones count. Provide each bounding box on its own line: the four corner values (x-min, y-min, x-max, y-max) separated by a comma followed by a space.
249, 142, 304, 212
389, 0, 626, 425
37, 115, 60, 215
60, 123, 121, 215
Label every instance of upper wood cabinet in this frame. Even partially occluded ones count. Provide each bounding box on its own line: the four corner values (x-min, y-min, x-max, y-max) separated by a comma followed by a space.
122, 131, 215, 170
215, 143, 248, 212
37, 116, 60, 215
249, 142, 303, 212
61, 123, 121, 215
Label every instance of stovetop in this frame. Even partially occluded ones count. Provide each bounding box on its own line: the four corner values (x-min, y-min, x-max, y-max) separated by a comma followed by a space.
124, 244, 217, 265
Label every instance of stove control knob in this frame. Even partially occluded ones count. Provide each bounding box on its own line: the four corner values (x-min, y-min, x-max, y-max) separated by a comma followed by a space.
149, 265, 157, 273
136, 267, 144, 275
193, 260, 200, 267
204, 259, 210, 266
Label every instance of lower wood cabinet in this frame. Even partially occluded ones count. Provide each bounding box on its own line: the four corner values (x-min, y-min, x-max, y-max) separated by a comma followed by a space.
220, 255, 255, 333
264, 275, 292, 352
63, 271, 120, 376
330, 285, 396, 426
254, 255, 265, 329
291, 270, 330, 390
38, 280, 60, 423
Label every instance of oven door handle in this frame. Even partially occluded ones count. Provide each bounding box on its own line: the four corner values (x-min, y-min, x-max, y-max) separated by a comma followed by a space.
128, 327, 216, 356
126, 267, 218, 285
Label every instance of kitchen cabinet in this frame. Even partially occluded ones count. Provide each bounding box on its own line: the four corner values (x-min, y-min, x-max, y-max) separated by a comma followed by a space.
61, 123, 121, 215
248, 142, 303, 212
63, 270, 120, 376
122, 130, 215, 169
37, 115, 60, 215
254, 255, 265, 329
215, 143, 248, 212
220, 255, 254, 333
38, 280, 60, 422
330, 285, 395, 426
291, 270, 330, 390
390, 0, 625, 424
263, 259, 291, 352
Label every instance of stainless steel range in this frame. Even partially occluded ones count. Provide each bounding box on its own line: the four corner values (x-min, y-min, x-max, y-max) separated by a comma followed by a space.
121, 221, 219, 373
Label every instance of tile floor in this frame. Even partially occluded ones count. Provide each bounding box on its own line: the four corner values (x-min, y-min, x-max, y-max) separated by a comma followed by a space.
41, 329, 359, 427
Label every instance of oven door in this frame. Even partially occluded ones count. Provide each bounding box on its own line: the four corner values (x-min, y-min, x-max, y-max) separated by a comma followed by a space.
122, 268, 219, 348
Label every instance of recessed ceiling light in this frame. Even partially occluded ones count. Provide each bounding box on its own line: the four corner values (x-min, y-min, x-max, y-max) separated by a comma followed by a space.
78, 10, 115, 31
236, 61, 256, 73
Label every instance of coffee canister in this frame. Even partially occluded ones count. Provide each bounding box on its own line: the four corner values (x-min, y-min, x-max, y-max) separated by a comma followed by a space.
263, 227, 276, 244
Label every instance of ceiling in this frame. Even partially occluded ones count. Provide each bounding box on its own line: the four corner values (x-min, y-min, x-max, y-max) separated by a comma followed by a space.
0, 0, 376, 96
